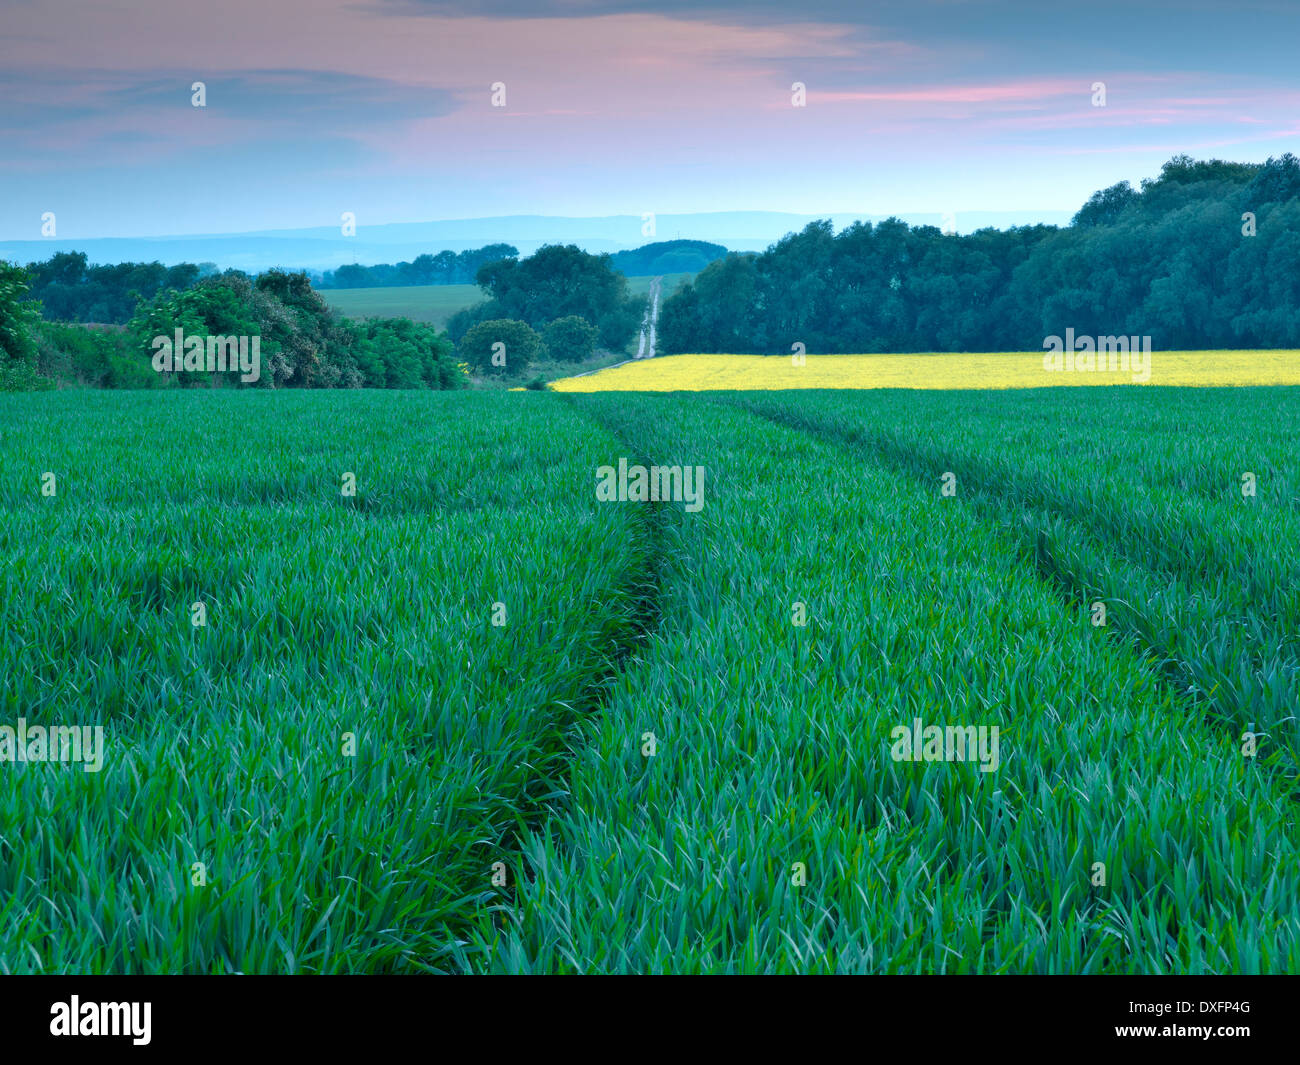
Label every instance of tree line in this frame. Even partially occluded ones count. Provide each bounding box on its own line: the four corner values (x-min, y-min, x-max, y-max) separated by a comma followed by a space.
323, 239, 729, 290
23, 252, 215, 325
659, 154, 1300, 355
607, 240, 726, 277
0, 242, 645, 389
15, 242, 535, 323
0, 267, 463, 391
318, 244, 519, 289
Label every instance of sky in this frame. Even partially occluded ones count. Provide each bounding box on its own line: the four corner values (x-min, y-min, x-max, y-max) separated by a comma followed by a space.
1, 0, 1298, 240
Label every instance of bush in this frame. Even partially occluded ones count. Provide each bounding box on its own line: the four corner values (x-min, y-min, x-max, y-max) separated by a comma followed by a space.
0, 359, 53, 391
348, 317, 463, 389
126, 271, 463, 390
106, 347, 166, 389
0, 260, 41, 370
543, 315, 599, 363
598, 298, 643, 351
33, 322, 147, 386
459, 319, 542, 375
128, 278, 278, 387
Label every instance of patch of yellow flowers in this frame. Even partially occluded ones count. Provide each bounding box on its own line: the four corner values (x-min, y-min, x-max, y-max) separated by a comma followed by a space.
550, 351, 1300, 392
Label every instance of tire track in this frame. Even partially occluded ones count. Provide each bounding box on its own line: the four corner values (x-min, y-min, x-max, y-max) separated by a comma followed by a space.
715, 391, 1300, 782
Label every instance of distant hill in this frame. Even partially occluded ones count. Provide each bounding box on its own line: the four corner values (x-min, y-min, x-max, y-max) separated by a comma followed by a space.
609, 240, 727, 276
0, 211, 1072, 274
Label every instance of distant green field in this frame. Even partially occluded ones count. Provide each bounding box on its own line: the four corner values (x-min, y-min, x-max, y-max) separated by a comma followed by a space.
627, 272, 693, 297
321, 273, 694, 329
320, 283, 482, 328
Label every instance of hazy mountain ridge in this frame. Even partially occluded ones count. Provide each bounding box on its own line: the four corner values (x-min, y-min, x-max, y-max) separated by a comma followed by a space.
0, 211, 1073, 273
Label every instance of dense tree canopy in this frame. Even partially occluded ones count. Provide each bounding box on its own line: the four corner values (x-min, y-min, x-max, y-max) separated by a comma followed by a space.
22, 251, 208, 324
543, 315, 599, 363
608, 240, 727, 276
448, 243, 642, 352
459, 318, 542, 375
659, 154, 1300, 354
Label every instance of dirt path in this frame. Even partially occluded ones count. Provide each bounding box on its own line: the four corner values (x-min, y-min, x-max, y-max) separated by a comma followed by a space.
635, 276, 662, 359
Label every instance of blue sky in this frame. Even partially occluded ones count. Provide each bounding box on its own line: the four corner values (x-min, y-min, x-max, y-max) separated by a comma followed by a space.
2, 0, 1297, 239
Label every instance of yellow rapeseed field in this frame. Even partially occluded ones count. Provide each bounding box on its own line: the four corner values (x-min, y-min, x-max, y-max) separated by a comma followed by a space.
550, 351, 1300, 391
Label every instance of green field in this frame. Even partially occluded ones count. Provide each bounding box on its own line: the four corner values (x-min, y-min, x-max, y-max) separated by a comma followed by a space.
320, 273, 692, 330
2, 387, 1296, 973
626, 272, 692, 297
319, 283, 483, 328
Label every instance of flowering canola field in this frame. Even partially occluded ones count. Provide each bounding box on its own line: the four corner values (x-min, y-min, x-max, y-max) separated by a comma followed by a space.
551, 351, 1300, 391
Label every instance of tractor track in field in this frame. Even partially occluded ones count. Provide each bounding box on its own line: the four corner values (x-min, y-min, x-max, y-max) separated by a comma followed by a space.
469, 392, 677, 968
716, 393, 1300, 786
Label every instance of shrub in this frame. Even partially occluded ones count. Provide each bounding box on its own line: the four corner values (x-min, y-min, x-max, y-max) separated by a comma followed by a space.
543, 315, 599, 363
459, 319, 542, 375
0, 260, 41, 370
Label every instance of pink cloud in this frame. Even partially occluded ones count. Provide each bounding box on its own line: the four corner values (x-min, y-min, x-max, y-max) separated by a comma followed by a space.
813, 80, 1085, 104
